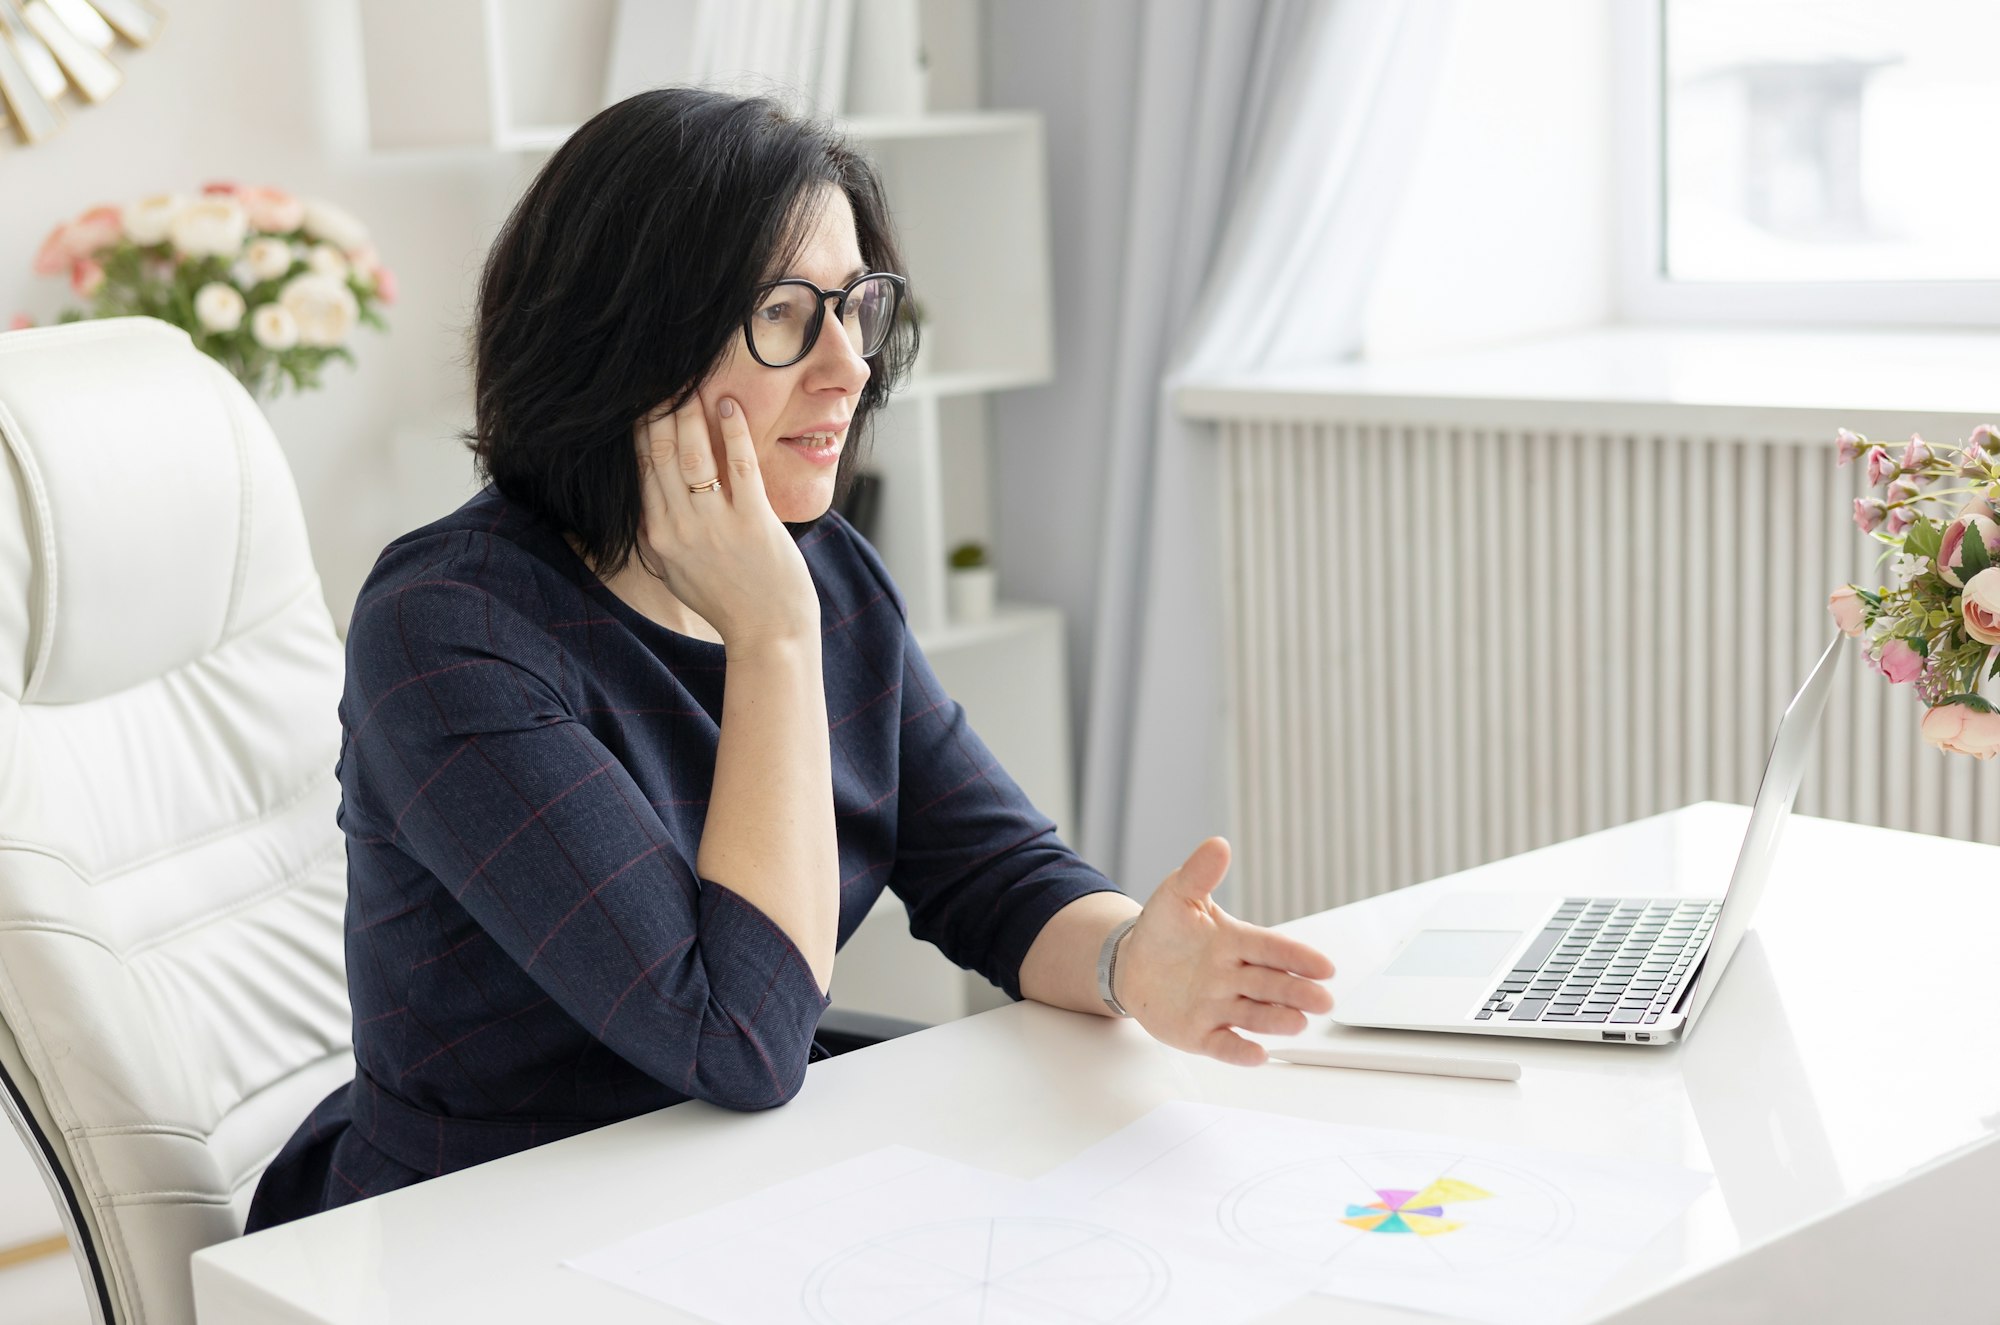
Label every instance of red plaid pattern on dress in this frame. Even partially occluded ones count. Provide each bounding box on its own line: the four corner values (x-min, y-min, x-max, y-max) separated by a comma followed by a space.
245, 485, 1119, 1232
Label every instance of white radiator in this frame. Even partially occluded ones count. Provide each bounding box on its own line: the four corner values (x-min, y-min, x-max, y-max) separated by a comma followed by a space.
1217, 417, 2000, 925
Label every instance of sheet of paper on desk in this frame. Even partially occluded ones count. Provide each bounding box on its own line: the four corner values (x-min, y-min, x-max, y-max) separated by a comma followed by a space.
564, 1144, 1317, 1324
1034, 1102, 1712, 1325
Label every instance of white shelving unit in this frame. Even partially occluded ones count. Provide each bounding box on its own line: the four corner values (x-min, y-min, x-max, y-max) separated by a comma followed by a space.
368, 3, 1075, 1026
847, 111, 1052, 637
354, 0, 620, 152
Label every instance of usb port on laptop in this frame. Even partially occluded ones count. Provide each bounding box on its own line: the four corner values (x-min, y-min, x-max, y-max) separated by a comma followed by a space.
1603, 1031, 1626, 1041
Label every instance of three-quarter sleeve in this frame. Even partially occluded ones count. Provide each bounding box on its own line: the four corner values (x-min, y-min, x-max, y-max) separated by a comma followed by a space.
881, 610, 1124, 1000
346, 564, 828, 1111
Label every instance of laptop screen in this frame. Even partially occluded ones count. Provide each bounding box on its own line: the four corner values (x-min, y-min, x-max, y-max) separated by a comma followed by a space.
1676, 632, 1845, 1039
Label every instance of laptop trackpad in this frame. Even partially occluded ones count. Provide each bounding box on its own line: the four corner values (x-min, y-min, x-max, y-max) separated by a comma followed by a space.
1381, 929, 1523, 979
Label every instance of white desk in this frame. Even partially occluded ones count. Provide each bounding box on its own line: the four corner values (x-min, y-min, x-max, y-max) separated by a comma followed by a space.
192, 804, 2000, 1323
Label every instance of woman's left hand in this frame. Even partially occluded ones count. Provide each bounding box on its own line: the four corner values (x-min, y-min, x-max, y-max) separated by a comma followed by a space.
1116, 837, 1336, 1065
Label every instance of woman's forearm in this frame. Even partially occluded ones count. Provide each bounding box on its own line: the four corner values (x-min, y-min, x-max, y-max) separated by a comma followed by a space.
1018, 890, 1143, 1015
698, 637, 839, 991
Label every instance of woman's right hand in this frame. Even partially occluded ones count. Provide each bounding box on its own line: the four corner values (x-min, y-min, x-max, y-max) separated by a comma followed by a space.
632, 391, 820, 654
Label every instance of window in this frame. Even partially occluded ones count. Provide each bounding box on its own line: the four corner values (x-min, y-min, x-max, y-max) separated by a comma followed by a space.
1615, 0, 2000, 325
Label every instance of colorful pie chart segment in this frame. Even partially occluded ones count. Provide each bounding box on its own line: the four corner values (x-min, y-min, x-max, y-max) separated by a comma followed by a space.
1341, 1176, 1493, 1236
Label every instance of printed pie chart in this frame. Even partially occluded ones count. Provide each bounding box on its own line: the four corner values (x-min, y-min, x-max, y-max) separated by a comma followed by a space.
804, 1216, 1169, 1325
1221, 1151, 1575, 1272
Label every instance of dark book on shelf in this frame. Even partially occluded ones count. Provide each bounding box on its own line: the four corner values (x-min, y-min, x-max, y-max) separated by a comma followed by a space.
837, 470, 883, 546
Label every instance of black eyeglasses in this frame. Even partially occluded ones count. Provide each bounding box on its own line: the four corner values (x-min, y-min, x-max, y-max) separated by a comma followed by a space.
742, 271, 906, 368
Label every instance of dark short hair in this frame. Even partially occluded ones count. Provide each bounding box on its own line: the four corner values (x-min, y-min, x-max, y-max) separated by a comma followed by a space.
460, 87, 915, 577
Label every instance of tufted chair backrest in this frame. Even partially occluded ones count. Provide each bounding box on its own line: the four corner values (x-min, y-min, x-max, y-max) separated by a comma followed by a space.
0, 317, 353, 1325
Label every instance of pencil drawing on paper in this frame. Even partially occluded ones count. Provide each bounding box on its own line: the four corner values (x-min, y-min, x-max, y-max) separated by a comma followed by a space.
802, 1215, 1171, 1324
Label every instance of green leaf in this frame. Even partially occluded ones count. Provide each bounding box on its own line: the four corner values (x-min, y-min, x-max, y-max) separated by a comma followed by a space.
1905, 519, 1944, 562
1960, 519, 1995, 579
1988, 649, 2000, 680
1935, 693, 1999, 714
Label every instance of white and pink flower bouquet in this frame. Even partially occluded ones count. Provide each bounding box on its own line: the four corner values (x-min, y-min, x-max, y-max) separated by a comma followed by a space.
1830, 425, 2000, 759
18, 182, 395, 400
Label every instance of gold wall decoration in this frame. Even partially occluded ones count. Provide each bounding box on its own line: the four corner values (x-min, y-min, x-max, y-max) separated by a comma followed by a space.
0, 0, 164, 148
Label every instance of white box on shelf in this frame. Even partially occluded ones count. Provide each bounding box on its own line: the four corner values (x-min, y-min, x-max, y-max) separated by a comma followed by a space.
843, 0, 980, 116
915, 0, 981, 111
489, 0, 617, 145
845, 0, 925, 116
357, 0, 615, 151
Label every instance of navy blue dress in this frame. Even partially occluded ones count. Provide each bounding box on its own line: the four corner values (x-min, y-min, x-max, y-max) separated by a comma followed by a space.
245, 483, 1117, 1231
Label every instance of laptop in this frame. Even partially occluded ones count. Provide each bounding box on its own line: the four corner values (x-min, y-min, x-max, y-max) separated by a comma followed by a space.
1331, 632, 1844, 1047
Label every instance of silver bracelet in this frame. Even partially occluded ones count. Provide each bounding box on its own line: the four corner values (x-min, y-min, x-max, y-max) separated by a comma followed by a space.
1096, 916, 1139, 1017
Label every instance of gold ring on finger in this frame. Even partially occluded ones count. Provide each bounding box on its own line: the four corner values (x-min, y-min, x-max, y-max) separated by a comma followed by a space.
686, 478, 724, 494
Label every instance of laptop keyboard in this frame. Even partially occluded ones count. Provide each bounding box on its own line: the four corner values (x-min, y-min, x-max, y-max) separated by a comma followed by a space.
1476, 897, 1720, 1026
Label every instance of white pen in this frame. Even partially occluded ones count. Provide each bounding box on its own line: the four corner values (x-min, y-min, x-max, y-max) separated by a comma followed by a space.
1267, 1047, 1522, 1081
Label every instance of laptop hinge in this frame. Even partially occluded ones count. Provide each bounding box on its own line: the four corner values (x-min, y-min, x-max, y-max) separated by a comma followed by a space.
1670, 955, 1707, 1015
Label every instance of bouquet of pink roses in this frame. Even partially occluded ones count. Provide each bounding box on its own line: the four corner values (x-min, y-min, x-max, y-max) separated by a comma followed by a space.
20, 182, 395, 401
1830, 425, 2000, 759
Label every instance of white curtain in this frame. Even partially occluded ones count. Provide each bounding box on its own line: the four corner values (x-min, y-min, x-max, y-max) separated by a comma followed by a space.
1078, 0, 1459, 901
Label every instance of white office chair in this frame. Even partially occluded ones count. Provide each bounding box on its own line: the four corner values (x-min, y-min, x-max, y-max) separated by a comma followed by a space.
0, 317, 353, 1325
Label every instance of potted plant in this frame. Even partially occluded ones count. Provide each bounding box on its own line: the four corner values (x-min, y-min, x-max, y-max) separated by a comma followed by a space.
947, 541, 997, 624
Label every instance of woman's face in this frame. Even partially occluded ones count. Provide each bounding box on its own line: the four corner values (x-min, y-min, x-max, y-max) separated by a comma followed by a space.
694, 186, 873, 523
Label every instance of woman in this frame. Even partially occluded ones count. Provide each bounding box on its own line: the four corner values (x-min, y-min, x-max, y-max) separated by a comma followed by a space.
246, 88, 1334, 1232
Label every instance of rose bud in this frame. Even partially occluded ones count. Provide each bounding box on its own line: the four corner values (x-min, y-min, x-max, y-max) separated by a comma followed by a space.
1866, 447, 1898, 487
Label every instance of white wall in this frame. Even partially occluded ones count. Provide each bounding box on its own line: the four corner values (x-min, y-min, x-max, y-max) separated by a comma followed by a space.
1361, 0, 1616, 357
1, 0, 524, 636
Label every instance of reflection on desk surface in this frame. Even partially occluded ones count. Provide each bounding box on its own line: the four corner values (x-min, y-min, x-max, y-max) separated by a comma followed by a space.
1679, 934, 1843, 1242
1680, 888, 2000, 1248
